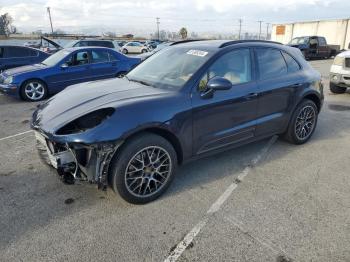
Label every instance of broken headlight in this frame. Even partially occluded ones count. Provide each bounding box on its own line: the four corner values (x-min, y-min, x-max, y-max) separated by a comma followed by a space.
56, 108, 115, 135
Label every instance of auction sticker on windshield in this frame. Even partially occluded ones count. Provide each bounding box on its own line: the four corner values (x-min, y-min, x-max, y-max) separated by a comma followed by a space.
187, 50, 208, 57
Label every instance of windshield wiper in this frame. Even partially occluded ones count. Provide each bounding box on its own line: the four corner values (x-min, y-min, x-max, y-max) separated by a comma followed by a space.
128, 78, 152, 87
40, 62, 47, 66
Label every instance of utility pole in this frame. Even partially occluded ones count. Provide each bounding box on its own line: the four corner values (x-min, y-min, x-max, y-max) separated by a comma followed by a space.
238, 19, 242, 40
258, 20, 263, 40
156, 17, 160, 41
266, 23, 270, 40
47, 7, 54, 35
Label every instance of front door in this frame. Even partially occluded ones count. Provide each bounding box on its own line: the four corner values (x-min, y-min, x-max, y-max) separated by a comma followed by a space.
192, 48, 258, 155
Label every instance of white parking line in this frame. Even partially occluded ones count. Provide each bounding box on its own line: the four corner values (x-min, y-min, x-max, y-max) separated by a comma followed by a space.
164, 135, 278, 262
0, 130, 33, 142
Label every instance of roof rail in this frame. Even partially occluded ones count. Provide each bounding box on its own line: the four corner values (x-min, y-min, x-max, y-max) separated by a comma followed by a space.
170, 39, 206, 46
219, 40, 282, 48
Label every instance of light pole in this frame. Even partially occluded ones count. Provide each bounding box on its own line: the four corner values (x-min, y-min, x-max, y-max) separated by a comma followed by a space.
156, 17, 160, 40
258, 20, 263, 40
47, 7, 54, 35
238, 19, 242, 40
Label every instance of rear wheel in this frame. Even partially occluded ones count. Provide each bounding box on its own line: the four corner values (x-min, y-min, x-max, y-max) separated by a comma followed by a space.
21, 79, 48, 102
122, 49, 128, 54
116, 71, 127, 78
110, 133, 177, 204
141, 49, 148, 53
330, 82, 346, 94
283, 99, 318, 145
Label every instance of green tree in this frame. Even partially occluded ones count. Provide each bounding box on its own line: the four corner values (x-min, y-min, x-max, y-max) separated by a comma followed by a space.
179, 27, 188, 39
0, 13, 15, 37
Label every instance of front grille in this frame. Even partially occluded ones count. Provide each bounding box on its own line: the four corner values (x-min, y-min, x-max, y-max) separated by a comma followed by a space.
345, 58, 350, 68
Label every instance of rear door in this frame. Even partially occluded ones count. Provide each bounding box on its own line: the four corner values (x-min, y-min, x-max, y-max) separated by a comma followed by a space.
89, 49, 116, 80
318, 37, 329, 58
255, 48, 301, 137
192, 48, 259, 155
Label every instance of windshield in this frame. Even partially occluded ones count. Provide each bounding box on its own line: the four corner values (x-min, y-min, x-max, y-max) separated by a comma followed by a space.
41, 50, 70, 66
289, 37, 309, 45
127, 46, 213, 89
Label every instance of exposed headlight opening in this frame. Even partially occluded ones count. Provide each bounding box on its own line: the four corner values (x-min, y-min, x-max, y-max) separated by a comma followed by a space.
56, 108, 115, 135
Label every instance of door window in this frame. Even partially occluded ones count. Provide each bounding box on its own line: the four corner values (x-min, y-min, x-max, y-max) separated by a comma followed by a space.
198, 49, 252, 91
309, 38, 318, 48
66, 51, 89, 66
91, 50, 110, 63
256, 48, 287, 80
0, 47, 4, 58
282, 52, 300, 73
318, 37, 327, 46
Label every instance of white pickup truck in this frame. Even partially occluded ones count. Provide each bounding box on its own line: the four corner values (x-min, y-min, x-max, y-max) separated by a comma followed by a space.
329, 51, 350, 93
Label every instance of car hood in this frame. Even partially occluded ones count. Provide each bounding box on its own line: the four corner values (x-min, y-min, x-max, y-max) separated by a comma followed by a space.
32, 78, 171, 133
4, 64, 47, 76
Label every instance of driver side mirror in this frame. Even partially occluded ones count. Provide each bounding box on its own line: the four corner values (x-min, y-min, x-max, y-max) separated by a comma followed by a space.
201, 76, 232, 99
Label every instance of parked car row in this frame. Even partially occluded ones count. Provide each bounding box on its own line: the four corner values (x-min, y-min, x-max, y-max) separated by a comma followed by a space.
0, 47, 141, 101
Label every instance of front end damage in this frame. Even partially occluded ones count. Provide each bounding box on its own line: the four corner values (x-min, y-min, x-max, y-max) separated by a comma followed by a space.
35, 131, 122, 189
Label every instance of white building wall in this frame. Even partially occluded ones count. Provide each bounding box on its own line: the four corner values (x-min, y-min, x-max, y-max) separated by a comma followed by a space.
272, 19, 350, 49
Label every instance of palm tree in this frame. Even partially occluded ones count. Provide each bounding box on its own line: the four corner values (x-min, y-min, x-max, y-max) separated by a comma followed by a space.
179, 27, 188, 40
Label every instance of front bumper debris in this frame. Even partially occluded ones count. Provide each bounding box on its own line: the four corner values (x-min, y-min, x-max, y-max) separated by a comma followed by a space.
34, 130, 122, 189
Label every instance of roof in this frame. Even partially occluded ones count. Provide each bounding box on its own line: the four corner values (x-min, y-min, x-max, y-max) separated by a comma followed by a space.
63, 46, 114, 52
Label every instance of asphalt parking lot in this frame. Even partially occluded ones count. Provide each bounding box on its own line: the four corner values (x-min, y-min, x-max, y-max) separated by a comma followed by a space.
0, 59, 349, 262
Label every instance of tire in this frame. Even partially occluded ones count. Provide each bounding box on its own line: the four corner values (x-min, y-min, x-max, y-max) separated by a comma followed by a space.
122, 49, 128, 54
141, 49, 147, 53
110, 133, 177, 204
283, 99, 318, 145
330, 82, 346, 94
21, 79, 48, 102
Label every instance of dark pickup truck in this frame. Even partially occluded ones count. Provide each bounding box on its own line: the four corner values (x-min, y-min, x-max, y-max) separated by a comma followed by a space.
288, 36, 340, 59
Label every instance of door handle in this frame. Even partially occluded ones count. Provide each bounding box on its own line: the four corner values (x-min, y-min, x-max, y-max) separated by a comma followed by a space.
111, 62, 117, 66
244, 93, 258, 99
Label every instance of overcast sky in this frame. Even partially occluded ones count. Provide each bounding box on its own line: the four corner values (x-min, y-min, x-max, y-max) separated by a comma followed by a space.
1, 0, 350, 35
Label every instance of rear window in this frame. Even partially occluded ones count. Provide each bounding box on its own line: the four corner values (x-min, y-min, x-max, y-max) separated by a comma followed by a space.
282, 52, 301, 73
256, 48, 287, 80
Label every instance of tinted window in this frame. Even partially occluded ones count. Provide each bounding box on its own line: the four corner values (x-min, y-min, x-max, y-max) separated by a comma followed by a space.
74, 41, 88, 47
256, 48, 287, 80
198, 48, 252, 91
0, 47, 4, 58
91, 50, 110, 63
29, 49, 38, 57
282, 52, 300, 73
7, 47, 30, 58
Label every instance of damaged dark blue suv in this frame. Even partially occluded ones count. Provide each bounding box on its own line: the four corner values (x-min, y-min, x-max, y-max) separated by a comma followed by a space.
31, 40, 323, 204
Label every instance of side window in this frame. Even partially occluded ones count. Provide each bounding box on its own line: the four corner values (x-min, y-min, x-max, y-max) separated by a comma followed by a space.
75, 41, 88, 47
108, 51, 117, 61
0, 47, 4, 58
318, 37, 327, 46
309, 38, 318, 48
282, 52, 300, 73
91, 50, 110, 63
66, 51, 89, 66
256, 48, 287, 80
7, 47, 30, 58
198, 49, 252, 91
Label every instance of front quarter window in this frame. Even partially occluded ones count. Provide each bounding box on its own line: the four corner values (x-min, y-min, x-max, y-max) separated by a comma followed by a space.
127, 46, 212, 89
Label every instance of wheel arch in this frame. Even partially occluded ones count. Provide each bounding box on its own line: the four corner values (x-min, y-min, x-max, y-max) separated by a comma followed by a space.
116, 127, 184, 165
302, 93, 321, 112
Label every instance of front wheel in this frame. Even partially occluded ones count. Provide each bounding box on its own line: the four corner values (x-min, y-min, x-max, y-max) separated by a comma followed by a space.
141, 49, 148, 53
283, 99, 318, 145
110, 133, 177, 204
21, 79, 48, 102
122, 49, 128, 54
330, 83, 346, 94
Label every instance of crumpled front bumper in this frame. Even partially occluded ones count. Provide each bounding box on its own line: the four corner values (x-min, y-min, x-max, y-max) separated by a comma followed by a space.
0, 83, 19, 97
34, 130, 122, 189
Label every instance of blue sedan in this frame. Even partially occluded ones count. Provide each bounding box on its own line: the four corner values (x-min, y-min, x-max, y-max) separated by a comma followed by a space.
0, 47, 141, 101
